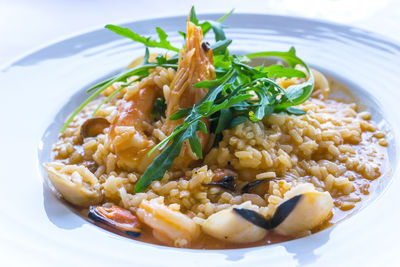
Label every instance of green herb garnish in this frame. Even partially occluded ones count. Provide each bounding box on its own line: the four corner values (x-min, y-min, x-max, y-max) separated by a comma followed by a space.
151, 98, 167, 121
135, 49, 313, 192
60, 7, 314, 193
105, 25, 180, 52
60, 9, 233, 133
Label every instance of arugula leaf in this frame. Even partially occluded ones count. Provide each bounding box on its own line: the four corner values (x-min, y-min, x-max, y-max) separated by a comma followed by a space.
215, 109, 232, 133
86, 77, 115, 93
246, 47, 307, 69
193, 65, 236, 89
229, 116, 247, 128
65, 7, 315, 193
189, 6, 233, 42
61, 62, 178, 133
151, 97, 167, 121
92, 79, 138, 116
200, 20, 226, 41
217, 9, 234, 23
189, 6, 199, 24
259, 65, 306, 78
188, 121, 203, 159
169, 108, 192, 120
136, 48, 314, 191
210, 39, 232, 55
286, 106, 306, 115
155, 54, 168, 65
134, 129, 192, 192
198, 120, 208, 134
142, 47, 150, 65
105, 24, 180, 52
246, 47, 314, 109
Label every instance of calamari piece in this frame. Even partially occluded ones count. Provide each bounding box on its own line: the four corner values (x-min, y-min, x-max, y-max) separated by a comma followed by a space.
231, 184, 333, 238
43, 162, 102, 207
136, 197, 200, 247
201, 203, 267, 243
310, 69, 330, 100
274, 190, 333, 237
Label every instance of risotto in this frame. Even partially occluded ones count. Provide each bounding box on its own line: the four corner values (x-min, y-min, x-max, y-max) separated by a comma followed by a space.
44, 8, 388, 249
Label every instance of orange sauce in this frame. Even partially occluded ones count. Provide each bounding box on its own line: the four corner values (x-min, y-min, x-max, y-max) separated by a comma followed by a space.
54, 77, 390, 249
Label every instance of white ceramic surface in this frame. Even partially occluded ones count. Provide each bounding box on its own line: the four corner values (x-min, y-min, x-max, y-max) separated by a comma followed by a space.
1, 14, 400, 267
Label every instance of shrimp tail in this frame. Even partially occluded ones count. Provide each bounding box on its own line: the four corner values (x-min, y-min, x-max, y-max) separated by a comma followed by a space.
163, 20, 215, 167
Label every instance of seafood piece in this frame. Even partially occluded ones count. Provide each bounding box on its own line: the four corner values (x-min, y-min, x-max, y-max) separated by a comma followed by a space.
164, 21, 215, 121
109, 20, 215, 172
43, 162, 102, 206
161, 21, 215, 168
136, 197, 200, 247
109, 75, 163, 172
80, 117, 110, 139
88, 205, 141, 237
203, 175, 236, 191
311, 69, 330, 99
241, 178, 268, 194
201, 203, 267, 243
274, 191, 333, 236
234, 188, 333, 237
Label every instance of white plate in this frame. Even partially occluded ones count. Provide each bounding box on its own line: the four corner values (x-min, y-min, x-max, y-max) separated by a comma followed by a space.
1, 13, 400, 267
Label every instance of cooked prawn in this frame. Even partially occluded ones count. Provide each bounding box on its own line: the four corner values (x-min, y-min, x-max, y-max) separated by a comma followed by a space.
162, 20, 215, 168
136, 197, 200, 247
109, 75, 164, 172
109, 19, 215, 172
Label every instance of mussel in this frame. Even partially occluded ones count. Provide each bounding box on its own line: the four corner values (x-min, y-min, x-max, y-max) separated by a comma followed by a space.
80, 117, 110, 139
203, 175, 236, 191
241, 178, 268, 194
88, 205, 141, 237
233, 191, 333, 236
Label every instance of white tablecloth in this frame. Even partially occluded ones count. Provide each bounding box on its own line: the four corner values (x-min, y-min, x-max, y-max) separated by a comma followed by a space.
1, 0, 399, 65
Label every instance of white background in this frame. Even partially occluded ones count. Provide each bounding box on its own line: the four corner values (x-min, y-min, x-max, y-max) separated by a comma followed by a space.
0, 1, 399, 266
1, 0, 399, 65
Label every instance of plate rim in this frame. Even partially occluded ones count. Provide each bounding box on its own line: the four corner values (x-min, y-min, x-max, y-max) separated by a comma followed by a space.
2, 12, 400, 71
3, 12, 400, 266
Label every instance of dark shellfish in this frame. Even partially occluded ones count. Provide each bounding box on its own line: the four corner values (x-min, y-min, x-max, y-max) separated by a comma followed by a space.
80, 117, 110, 139
88, 205, 141, 237
241, 178, 268, 194
203, 175, 236, 191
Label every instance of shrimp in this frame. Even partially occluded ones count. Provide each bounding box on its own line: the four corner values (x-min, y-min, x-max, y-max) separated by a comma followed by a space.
136, 197, 200, 247
109, 74, 164, 172
109, 19, 215, 172
162, 20, 215, 168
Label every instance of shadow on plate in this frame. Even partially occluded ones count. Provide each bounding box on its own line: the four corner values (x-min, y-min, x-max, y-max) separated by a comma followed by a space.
42, 182, 85, 230
211, 227, 333, 265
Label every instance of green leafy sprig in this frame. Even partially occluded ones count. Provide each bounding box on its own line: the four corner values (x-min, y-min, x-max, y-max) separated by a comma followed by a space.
60, 8, 233, 133
105, 25, 180, 52
59, 7, 314, 194
135, 48, 314, 192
